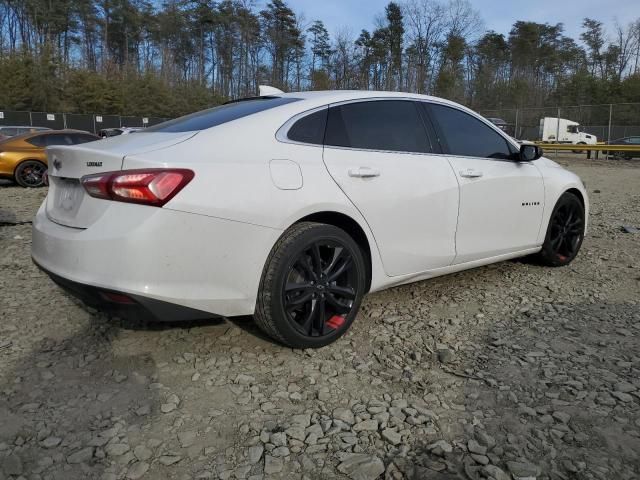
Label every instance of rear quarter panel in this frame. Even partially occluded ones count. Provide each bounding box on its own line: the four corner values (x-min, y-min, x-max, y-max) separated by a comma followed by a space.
122, 115, 364, 230
121, 112, 389, 291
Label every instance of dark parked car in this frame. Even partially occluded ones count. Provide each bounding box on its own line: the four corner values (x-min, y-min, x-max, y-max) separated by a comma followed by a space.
486, 117, 514, 136
98, 127, 144, 138
604, 136, 640, 160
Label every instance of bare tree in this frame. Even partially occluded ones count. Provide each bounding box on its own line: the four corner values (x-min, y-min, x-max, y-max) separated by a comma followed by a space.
445, 0, 482, 40
402, 0, 445, 93
613, 20, 639, 80
331, 27, 356, 89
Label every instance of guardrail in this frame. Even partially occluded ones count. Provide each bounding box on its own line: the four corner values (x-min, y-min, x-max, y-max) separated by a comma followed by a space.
533, 143, 640, 159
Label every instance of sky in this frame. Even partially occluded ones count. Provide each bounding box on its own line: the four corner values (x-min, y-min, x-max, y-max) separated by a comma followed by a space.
259, 0, 638, 42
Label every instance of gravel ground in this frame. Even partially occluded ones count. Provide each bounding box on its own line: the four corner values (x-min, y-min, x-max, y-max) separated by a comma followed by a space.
1, 157, 639, 480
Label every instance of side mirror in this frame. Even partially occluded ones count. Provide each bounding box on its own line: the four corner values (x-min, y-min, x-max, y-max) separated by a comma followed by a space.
519, 144, 543, 162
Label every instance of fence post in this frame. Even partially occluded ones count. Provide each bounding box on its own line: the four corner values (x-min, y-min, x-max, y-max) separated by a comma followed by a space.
63, 113, 67, 129
514, 108, 519, 139
29, 111, 33, 126
607, 104, 613, 143
556, 107, 561, 157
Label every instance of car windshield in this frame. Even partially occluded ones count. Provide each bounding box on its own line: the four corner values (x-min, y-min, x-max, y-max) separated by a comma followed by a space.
146, 96, 300, 133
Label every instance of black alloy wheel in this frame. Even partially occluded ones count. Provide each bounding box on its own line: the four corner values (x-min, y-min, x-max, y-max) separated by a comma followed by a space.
15, 160, 47, 187
255, 222, 367, 348
283, 239, 357, 338
536, 192, 585, 267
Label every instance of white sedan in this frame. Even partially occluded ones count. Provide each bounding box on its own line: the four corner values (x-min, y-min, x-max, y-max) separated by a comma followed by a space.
32, 90, 588, 348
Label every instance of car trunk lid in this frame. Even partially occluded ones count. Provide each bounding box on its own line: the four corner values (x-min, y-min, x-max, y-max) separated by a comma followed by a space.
45, 132, 196, 229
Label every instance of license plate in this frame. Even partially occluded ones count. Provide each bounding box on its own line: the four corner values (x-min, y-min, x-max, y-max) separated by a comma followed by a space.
55, 180, 82, 213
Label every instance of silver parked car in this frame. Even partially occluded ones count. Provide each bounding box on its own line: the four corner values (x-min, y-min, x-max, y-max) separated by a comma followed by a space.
0, 126, 51, 139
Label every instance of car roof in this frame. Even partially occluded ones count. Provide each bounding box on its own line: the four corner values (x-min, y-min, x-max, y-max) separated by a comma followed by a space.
3, 129, 97, 142
33, 129, 96, 135
263, 90, 485, 122
0, 126, 21, 128
278, 89, 457, 104
0, 125, 50, 129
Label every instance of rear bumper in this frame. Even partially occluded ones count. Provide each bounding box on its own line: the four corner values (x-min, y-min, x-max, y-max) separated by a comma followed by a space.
31, 200, 281, 317
34, 260, 217, 322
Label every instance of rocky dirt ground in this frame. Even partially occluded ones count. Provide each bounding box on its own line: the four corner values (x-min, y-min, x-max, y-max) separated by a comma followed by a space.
0, 156, 639, 480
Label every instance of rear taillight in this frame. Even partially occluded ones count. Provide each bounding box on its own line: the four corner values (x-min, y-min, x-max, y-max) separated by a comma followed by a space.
81, 169, 194, 207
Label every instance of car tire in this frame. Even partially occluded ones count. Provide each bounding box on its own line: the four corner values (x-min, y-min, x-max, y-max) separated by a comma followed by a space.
14, 160, 47, 188
572, 142, 587, 154
535, 192, 585, 267
254, 222, 367, 348
613, 151, 632, 161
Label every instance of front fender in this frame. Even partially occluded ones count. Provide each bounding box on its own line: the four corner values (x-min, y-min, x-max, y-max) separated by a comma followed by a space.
536, 159, 589, 243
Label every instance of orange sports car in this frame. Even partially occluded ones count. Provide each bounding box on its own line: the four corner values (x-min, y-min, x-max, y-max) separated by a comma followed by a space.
0, 129, 99, 187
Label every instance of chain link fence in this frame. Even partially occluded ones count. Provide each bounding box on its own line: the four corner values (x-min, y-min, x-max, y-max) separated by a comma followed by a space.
3, 103, 638, 143
480, 103, 640, 143
0, 110, 170, 134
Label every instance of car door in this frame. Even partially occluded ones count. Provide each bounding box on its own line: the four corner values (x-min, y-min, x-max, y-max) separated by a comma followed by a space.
322, 99, 459, 277
425, 102, 545, 264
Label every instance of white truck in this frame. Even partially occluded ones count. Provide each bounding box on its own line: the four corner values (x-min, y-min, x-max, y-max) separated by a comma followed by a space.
539, 117, 597, 145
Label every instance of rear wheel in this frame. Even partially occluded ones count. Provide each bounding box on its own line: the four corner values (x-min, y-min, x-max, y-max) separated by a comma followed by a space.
535, 192, 585, 267
15, 160, 46, 187
254, 222, 367, 348
612, 151, 632, 161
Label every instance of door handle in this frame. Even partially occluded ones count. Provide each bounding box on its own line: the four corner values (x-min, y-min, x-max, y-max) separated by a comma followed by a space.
348, 167, 380, 178
459, 169, 483, 178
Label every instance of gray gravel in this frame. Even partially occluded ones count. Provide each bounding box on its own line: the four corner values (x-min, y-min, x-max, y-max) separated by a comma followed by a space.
1, 157, 639, 480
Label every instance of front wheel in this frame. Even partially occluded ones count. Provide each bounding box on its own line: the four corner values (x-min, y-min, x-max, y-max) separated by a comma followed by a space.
572, 142, 587, 154
15, 160, 47, 187
254, 222, 367, 348
535, 192, 585, 267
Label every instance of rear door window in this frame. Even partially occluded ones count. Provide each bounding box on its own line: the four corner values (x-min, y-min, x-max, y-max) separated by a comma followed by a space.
69, 134, 98, 144
45, 134, 74, 146
147, 97, 300, 133
324, 100, 431, 153
26, 135, 47, 147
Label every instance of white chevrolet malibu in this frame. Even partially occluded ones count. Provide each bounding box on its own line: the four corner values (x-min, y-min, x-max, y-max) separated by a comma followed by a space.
32, 90, 588, 348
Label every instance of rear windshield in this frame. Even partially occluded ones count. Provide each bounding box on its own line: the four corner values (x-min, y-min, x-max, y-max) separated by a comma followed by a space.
146, 97, 300, 133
